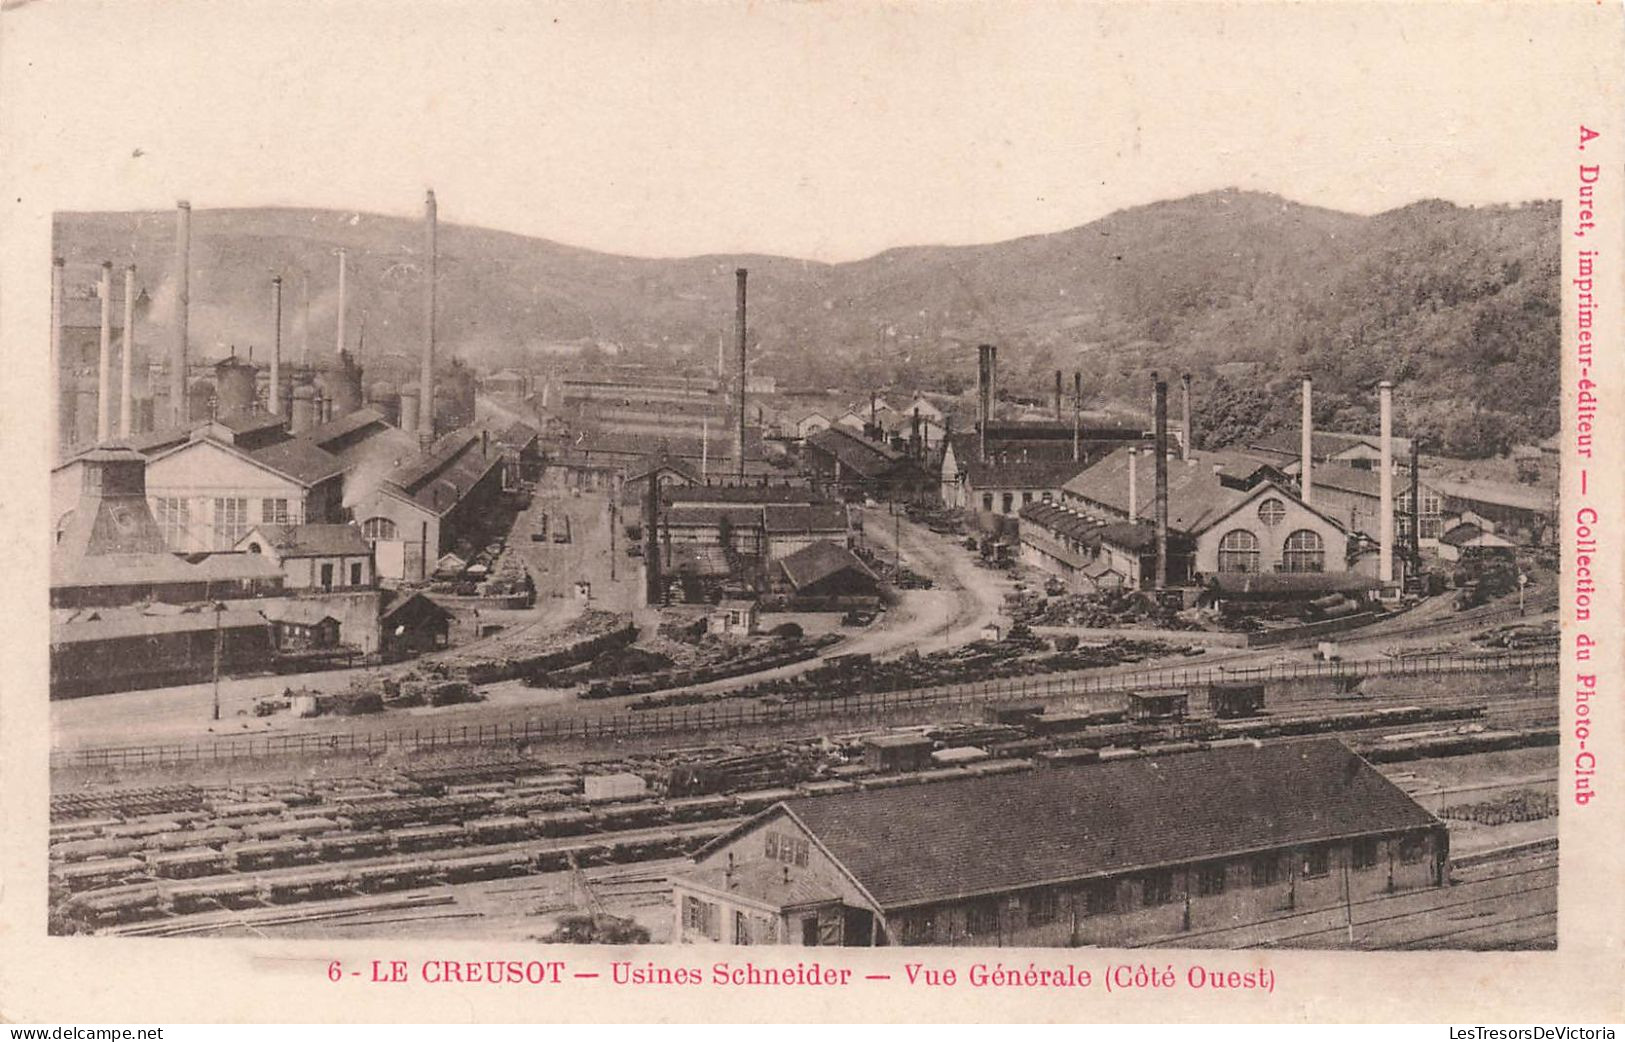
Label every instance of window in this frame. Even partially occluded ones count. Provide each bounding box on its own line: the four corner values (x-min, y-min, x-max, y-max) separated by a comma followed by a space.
1083, 883, 1115, 917
1281, 529, 1326, 573
982, 493, 994, 513
1217, 529, 1260, 573
901, 911, 937, 945
153, 497, 190, 548
1025, 889, 1058, 926
1399, 834, 1428, 865
1142, 871, 1175, 907
350, 562, 363, 586
1041, 491, 1053, 504
1257, 498, 1286, 527
362, 516, 398, 541
765, 830, 808, 867
1251, 854, 1281, 887
1001, 492, 1014, 514
212, 497, 249, 549
965, 900, 999, 937
1352, 838, 1380, 870
320, 563, 335, 591
1196, 864, 1226, 897
262, 498, 290, 524
735, 911, 751, 945
1302, 847, 1330, 878
1022, 491, 1034, 506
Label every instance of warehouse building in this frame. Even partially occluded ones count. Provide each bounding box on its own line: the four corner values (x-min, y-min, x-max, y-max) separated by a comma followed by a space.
774, 541, 880, 600
802, 425, 929, 501
670, 739, 1448, 947
350, 427, 506, 582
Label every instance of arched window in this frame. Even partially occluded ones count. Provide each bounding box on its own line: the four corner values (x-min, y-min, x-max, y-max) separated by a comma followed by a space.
1256, 498, 1286, 527
362, 516, 398, 541
1217, 529, 1260, 573
1282, 529, 1325, 573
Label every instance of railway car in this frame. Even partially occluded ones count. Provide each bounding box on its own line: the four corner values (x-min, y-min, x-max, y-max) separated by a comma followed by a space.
1208, 682, 1266, 719
147, 848, 230, 880
389, 825, 467, 854
313, 832, 392, 862
145, 826, 242, 852
68, 885, 163, 926
1036, 747, 1102, 768
529, 809, 596, 837
167, 878, 260, 914
55, 857, 147, 892
103, 819, 185, 840
463, 816, 533, 844
438, 850, 531, 882
665, 796, 736, 823
733, 787, 797, 813
231, 839, 318, 872
593, 801, 668, 831
354, 860, 442, 892
205, 799, 287, 817
795, 780, 858, 797
1126, 690, 1190, 723
243, 816, 339, 841
264, 867, 355, 903
52, 837, 142, 863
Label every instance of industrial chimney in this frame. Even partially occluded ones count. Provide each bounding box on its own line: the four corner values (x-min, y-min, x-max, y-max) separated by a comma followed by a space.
1153, 374, 1170, 590
735, 267, 748, 482
96, 262, 112, 442
976, 345, 992, 463
420, 190, 437, 447
1054, 370, 1063, 422
51, 257, 65, 456
171, 201, 191, 428
1072, 371, 1082, 462
1300, 376, 1313, 505
1409, 437, 1422, 567
270, 277, 284, 415
1378, 380, 1394, 584
335, 247, 348, 359
1127, 447, 1139, 522
644, 475, 662, 606
120, 265, 137, 437
1180, 373, 1193, 459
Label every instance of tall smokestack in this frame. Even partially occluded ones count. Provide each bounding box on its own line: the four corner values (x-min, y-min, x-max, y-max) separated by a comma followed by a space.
1054, 370, 1063, 422
1300, 376, 1313, 505
977, 345, 992, 463
1153, 374, 1169, 590
119, 265, 136, 437
172, 201, 191, 427
1072, 371, 1082, 462
735, 267, 748, 482
644, 475, 662, 606
270, 277, 284, 415
335, 247, 348, 359
1409, 437, 1422, 567
1378, 380, 1394, 584
51, 257, 64, 456
420, 190, 437, 446
96, 262, 113, 441
1180, 373, 1193, 459
1127, 447, 1139, 522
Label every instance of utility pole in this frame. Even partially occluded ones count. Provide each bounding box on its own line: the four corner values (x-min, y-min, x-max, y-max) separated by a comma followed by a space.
211, 600, 223, 722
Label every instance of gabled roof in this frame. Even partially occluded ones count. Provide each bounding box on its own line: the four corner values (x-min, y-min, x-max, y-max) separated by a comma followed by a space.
260, 600, 341, 626
762, 502, 848, 533
214, 412, 288, 438
302, 408, 391, 449
239, 523, 370, 558
625, 451, 702, 485
768, 738, 1436, 910
1063, 447, 1329, 536
51, 605, 274, 645
1428, 477, 1556, 515
245, 438, 346, 487
667, 485, 822, 506
776, 541, 876, 591
1248, 429, 1416, 461
804, 425, 912, 479
960, 455, 1089, 491
375, 428, 503, 517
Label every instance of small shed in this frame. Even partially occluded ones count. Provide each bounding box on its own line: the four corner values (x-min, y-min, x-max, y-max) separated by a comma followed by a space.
1127, 690, 1189, 722
862, 733, 935, 774
979, 623, 1003, 642
931, 746, 989, 766
707, 599, 759, 637
380, 591, 452, 656
582, 772, 648, 803
261, 600, 342, 650
1208, 682, 1266, 719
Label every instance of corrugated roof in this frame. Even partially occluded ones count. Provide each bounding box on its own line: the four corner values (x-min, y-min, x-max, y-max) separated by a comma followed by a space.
777, 739, 1436, 909
776, 541, 875, 591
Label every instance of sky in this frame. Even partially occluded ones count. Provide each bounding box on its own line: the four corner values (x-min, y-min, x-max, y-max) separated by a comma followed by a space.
1, 0, 1619, 263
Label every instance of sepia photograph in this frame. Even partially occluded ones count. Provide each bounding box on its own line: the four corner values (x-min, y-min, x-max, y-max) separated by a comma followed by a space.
3, 0, 1621, 1026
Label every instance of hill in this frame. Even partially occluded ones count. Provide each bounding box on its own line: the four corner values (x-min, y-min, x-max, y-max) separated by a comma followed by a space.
53, 189, 1559, 457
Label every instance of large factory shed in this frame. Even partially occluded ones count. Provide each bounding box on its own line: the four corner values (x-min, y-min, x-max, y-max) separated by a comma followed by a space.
142, 433, 346, 552
774, 541, 879, 598
351, 428, 505, 582
670, 739, 1447, 947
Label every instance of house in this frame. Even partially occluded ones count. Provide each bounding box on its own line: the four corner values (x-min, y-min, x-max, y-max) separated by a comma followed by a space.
141, 430, 346, 552
707, 600, 759, 637
670, 739, 1448, 947
379, 591, 452, 656
350, 428, 506, 581
235, 523, 374, 591
260, 600, 342, 651
491, 421, 544, 487
953, 455, 1091, 518
775, 541, 880, 599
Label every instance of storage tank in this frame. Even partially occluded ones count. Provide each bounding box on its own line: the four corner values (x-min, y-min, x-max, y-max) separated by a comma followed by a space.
187, 379, 216, 424
315, 350, 364, 419
291, 383, 317, 434
366, 380, 400, 426
398, 385, 420, 434
214, 357, 258, 418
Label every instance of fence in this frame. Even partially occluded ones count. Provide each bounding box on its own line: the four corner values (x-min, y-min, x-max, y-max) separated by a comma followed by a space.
51, 649, 1558, 771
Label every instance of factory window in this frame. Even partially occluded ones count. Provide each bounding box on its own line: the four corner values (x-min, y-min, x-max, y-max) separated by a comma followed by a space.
262, 498, 291, 524
1251, 854, 1280, 887
734, 911, 752, 946
1281, 529, 1326, 573
362, 517, 398, 541
1141, 871, 1175, 907
1025, 889, 1058, 926
1217, 529, 1260, 573
212, 498, 249, 548
1398, 834, 1428, 865
1353, 838, 1380, 870
1082, 882, 1115, 917
982, 494, 994, 513
1302, 847, 1330, 879
1041, 491, 1053, 504
1257, 498, 1287, 527
350, 562, 363, 586
1001, 492, 1014, 514
1022, 491, 1034, 506
154, 497, 190, 548
1196, 864, 1226, 897
965, 900, 999, 938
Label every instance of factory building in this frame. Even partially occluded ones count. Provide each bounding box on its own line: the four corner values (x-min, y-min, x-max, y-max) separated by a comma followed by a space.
660, 501, 852, 564
1245, 429, 1416, 476
1018, 503, 1194, 593
350, 427, 506, 582
141, 430, 346, 552
670, 739, 1448, 947
296, 407, 423, 509
234, 523, 375, 592
802, 426, 929, 501
944, 454, 1091, 518
773, 541, 881, 600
